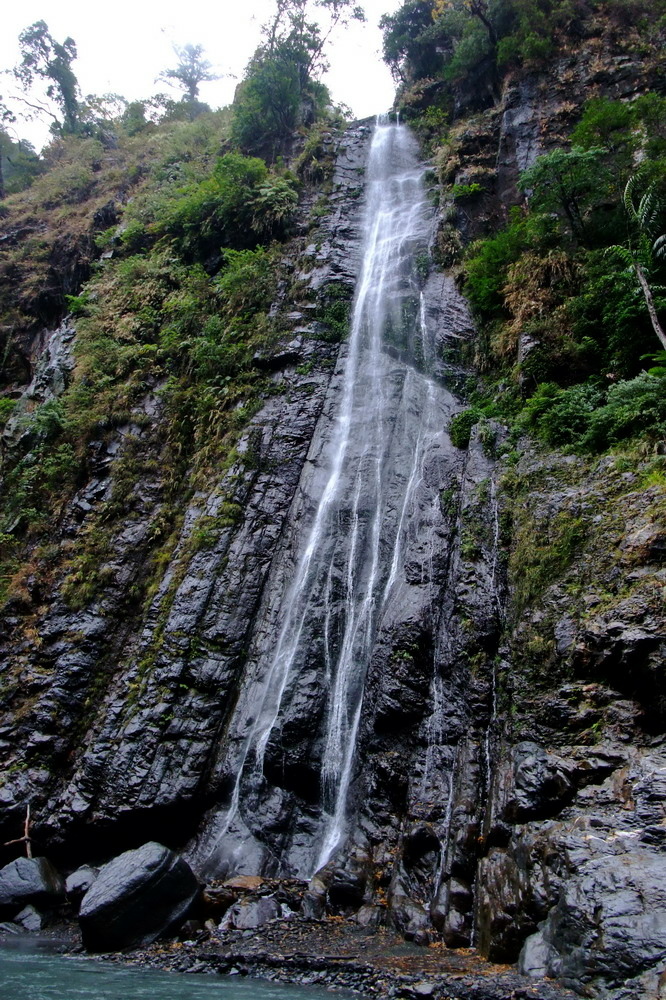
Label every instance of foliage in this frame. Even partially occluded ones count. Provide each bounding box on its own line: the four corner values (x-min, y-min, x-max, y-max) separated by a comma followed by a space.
381, 1, 448, 82
519, 373, 666, 451
148, 152, 299, 261
1, 242, 279, 548
0, 130, 42, 196
159, 44, 219, 103
459, 79, 666, 453
518, 147, 613, 246
464, 207, 552, 316
14, 21, 81, 134
383, 0, 666, 112
232, 0, 363, 159
449, 407, 481, 447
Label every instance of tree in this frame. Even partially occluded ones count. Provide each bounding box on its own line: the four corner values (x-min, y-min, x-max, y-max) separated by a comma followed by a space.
0, 99, 16, 198
13, 21, 80, 134
519, 147, 612, 246
232, 0, 364, 158
265, 0, 365, 80
159, 44, 219, 103
606, 176, 666, 352
433, 0, 498, 45
380, 1, 445, 83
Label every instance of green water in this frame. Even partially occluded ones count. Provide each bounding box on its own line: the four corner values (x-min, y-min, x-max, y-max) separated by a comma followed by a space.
0, 941, 350, 1000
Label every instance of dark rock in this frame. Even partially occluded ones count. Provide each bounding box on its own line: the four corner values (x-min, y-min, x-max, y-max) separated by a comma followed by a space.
519, 848, 666, 995
390, 894, 430, 940
500, 743, 576, 823
0, 857, 65, 919
327, 863, 367, 911
0, 921, 24, 935
78, 842, 200, 952
355, 903, 384, 927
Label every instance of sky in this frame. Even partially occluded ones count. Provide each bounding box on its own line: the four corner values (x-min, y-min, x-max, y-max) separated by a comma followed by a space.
1, 0, 401, 149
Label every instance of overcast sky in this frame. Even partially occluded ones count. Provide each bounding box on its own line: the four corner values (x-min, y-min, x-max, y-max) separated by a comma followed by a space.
1, 0, 401, 149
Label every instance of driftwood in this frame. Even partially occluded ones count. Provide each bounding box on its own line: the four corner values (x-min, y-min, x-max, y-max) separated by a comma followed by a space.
3, 804, 33, 858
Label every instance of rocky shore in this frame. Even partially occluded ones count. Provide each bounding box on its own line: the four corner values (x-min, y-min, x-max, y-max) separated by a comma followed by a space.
97, 918, 577, 1000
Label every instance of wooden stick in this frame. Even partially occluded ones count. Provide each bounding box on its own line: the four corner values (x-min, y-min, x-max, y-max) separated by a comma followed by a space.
3, 804, 32, 858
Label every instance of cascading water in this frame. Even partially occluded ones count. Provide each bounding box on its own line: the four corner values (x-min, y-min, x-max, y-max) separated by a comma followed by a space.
190, 120, 459, 879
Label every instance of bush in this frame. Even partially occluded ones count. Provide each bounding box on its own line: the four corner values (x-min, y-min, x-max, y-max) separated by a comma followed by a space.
519, 373, 666, 451
464, 208, 547, 317
153, 152, 267, 260
581, 373, 666, 450
519, 381, 605, 446
449, 407, 480, 448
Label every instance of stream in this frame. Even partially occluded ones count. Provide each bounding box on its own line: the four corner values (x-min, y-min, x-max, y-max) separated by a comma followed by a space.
0, 940, 352, 1000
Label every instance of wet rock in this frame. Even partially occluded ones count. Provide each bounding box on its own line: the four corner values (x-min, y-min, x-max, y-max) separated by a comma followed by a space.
327, 863, 367, 911
476, 850, 536, 961
519, 847, 666, 996
65, 865, 99, 910
0, 857, 65, 919
222, 896, 280, 930
78, 842, 200, 952
355, 904, 384, 927
14, 904, 44, 931
500, 743, 576, 823
390, 894, 430, 940
0, 921, 25, 935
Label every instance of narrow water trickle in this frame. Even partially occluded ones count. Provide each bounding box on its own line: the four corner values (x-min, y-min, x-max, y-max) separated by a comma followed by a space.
192, 120, 457, 879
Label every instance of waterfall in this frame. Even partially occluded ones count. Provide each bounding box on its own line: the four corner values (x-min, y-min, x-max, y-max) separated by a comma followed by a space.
192, 121, 458, 879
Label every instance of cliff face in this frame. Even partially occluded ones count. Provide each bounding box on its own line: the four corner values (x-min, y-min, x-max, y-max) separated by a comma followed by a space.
1, 20, 666, 1000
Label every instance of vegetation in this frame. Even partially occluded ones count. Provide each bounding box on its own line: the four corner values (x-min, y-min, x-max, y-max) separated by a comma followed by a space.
382, 0, 666, 103
159, 43, 219, 104
14, 21, 81, 135
0, 1, 361, 611
458, 92, 666, 453
232, 0, 363, 159
378, 4, 666, 457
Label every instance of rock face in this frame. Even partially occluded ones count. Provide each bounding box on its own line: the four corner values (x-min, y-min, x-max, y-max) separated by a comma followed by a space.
78, 842, 200, 951
0, 44, 665, 1000
0, 857, 64, 919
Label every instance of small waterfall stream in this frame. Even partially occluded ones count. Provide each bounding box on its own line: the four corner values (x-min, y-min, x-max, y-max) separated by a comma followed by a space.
192, 121, 458, 879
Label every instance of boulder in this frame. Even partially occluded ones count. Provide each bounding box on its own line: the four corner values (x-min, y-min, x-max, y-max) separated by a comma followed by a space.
355, 904, 384, 928
14, 905, 44, 931
78, 842, 200, 951
518, 848, 666, 994
221, 896, 280, 930
390, 893, 431, 941
0, 857, 65, 919
65, 865, 99, 912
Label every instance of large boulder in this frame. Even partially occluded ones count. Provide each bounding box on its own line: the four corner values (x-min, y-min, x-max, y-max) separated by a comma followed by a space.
519, 847, 666, 996
0, 857, 65, 919
78, 842, 200, 951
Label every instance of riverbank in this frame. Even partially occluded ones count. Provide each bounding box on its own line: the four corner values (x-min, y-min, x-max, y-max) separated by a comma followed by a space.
99, 918, 576, 1000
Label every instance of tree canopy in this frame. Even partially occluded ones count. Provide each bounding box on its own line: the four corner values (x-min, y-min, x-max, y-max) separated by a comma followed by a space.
14, 21, 81, 134
232, 0, 364, 159
159, 44, 219, 103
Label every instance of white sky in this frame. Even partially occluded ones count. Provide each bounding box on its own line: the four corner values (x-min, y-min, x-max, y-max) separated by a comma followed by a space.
1, 0, 401, 149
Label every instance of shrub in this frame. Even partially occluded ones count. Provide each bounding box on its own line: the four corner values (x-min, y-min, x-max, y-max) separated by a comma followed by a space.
450, 407, 480, 448
152, 153, 299, 261
464, 208, 546, 317
519, 381, 605, 446
581, 373, 666, 450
